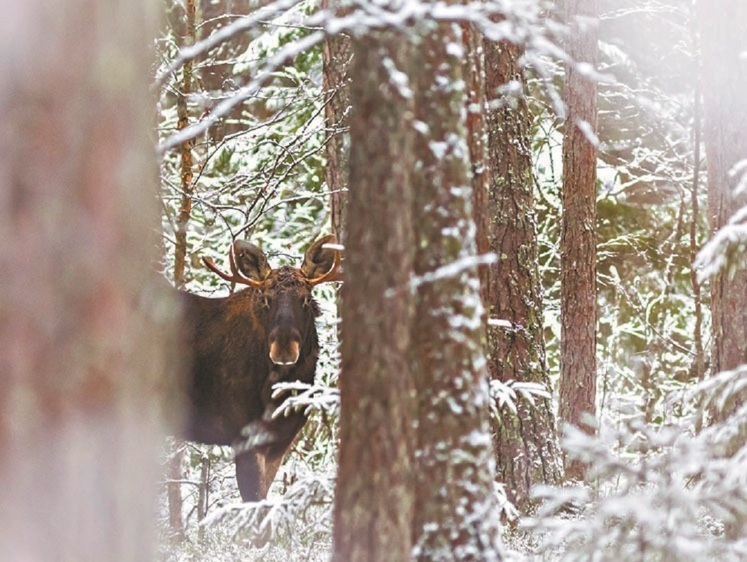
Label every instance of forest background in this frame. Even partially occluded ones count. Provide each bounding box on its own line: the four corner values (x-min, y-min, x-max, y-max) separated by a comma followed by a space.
1, 0, 746, 561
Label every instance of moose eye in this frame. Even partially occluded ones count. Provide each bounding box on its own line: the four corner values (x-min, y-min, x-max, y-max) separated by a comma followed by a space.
261, 296, 271, 309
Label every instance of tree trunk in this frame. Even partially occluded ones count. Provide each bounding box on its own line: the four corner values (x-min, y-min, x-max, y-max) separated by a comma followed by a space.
173, 0, 196, 289
321, 0, 351, 244
483, 38, 564, 512
197, 450, 211, 541
167, 443, 186, 540
0, 1, 169, 560
697, 0, 747, 392
167, 0, 196, 537
463, 23, 491, 302
410, 20, 503, 561
193, 0, 254, 141
331, 29, 416, 562
557, 0, 599, 481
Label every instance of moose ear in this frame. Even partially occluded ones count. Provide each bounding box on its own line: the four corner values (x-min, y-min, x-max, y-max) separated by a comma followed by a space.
233, 240, 271, 282
301, 234, 339, 281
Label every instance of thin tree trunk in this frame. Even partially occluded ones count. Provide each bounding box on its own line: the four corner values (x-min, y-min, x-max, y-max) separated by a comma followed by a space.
483, 38, 564, 512
688, 8, 705, 383
321, 0, 351, 244
173, 0, 196, 289
557, 0, 599, 481
197, 450, 210, 541
198, 0, 253, 141
331, 29, 416, 562
0, 1, 168, 559
167, 443, 186, 540
168, 0, 196, 537
410, 19, 503, 561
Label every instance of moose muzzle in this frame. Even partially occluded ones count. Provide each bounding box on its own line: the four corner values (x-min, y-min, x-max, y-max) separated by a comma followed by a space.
268, 326, 301, 366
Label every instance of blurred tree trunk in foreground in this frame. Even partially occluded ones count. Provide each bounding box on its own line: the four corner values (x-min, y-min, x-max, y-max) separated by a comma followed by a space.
483, 38, 564, 512
558, 0, 600, 481
0, 1, 171, 560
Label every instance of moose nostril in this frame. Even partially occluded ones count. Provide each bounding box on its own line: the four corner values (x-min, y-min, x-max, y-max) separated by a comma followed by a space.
269, 328, 302, 366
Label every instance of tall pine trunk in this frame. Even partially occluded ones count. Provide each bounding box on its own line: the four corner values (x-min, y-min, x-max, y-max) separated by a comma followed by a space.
483, 38, 564, 512
557, 0, 600, 481
333, 13, 503, 561
331, 28, 416, 562
410, 19, 503, 561
697, 0, 747, 395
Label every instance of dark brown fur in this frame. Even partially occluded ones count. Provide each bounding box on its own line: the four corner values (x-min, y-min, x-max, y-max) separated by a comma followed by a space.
177, 237, 337, 501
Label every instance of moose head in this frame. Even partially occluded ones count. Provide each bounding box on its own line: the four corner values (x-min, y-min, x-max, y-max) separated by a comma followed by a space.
203, 234, 341, 367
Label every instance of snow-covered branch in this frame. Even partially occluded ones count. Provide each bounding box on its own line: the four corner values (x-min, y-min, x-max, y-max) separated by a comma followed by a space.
158, 0, 557, 153
490, 379, 552, 416
271, 381, 339, 418
154, 0, 305, 89
695, 203, 747, 282
158, 29, 326, 154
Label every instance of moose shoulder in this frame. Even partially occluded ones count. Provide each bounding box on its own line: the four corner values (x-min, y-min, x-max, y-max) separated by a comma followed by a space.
178, 235, 340, 501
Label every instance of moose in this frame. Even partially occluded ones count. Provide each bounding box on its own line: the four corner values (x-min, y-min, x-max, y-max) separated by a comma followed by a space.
178, 235, 340, 501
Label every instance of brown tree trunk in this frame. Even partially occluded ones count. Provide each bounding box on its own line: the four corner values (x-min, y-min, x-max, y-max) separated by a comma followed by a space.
197, 0, 254, 141
322, 0, 351, 244
483, 38, 564, 512
410, 20, 503, 561
463, 23, 491, 302
557, 0, 599, 481
0, 1, 169, 560
197, 450, 211, 541
331, 29, 416, 562
167, 0, 196, 538
166, 443, 186, 540
173, 0, 196, 289
697, 0, 747, 391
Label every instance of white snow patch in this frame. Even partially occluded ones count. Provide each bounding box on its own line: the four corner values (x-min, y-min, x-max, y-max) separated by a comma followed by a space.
430, 140, 449, 159
382, 56, 413, 100
446, 41, 464, 58
574, 118, 599, 147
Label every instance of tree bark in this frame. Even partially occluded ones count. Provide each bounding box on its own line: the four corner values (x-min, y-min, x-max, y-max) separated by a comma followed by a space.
697, 0, 747, 390
483, 38, 564, 512
173, 0, 196, 289
463, 23, 491, 303
410, 20, 503, 562
184, 0, 254, 141
557, 0, 599, 481
0, 1, 169, 560
321, 0, 351, 244
167, 0, 197, 538
166, 443, 186, 540
331, 29, 416, 562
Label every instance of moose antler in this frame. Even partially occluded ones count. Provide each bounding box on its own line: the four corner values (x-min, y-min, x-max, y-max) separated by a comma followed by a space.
202, 242, 264, 288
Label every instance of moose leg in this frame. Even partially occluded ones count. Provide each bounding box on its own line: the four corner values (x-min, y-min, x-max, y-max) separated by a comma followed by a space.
235, 408, 308, 500
234, 451, 264, 502
257, 453, 284, 498
235, 447, 288, 501
255, 420, 305, 495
